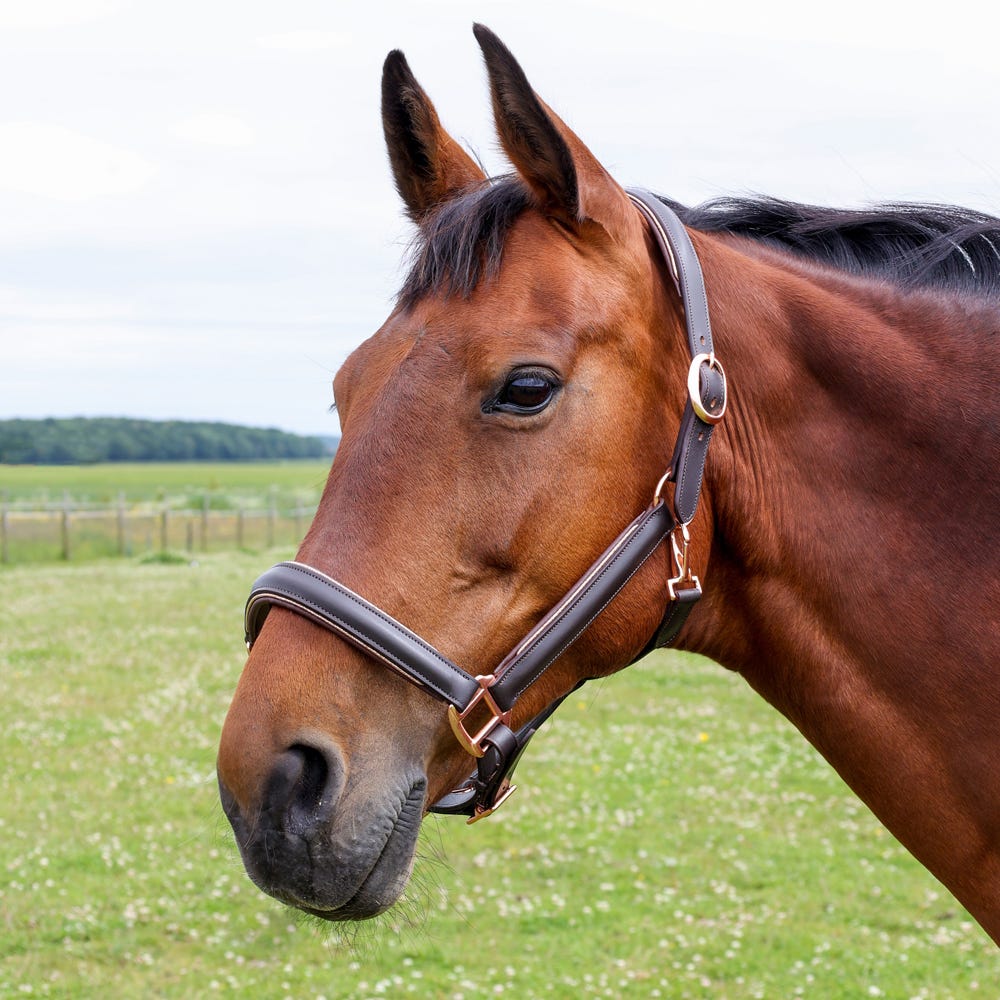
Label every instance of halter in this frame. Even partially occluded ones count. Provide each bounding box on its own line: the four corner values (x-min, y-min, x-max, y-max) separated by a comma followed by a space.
243, 190, 727, 822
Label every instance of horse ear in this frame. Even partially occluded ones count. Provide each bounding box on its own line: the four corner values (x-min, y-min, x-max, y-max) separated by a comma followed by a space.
473, 24, 633, 236
382, 50, 486, 222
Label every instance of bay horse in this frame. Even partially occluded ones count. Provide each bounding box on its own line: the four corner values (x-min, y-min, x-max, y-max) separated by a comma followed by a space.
217, 24, 1000, 942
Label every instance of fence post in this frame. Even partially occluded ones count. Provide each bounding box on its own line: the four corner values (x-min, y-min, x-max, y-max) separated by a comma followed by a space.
237, 504, 245, 549
201, 493, 209, 552
116, 492, 127, 556
267, 486, 277, 548
160, 505, 169, 552
61, 491, 72, 561
1, 492, 8, 564
186, 519, 194, 553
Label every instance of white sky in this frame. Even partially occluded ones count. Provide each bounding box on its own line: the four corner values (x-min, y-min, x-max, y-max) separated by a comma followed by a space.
1, 0, 998, 436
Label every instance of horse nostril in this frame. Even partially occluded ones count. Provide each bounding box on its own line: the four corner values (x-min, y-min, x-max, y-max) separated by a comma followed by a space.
262, 742, 342, 836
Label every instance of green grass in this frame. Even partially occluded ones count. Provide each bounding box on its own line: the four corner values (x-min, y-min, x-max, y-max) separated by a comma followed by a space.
1, 553, 997, 998
0, 462, 332, 564
0, 460, 332, 506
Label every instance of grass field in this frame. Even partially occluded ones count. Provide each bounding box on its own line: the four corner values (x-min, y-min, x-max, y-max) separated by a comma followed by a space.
2, 551, 997, 998
0, 462, 333, 564
0, 460, 333, 506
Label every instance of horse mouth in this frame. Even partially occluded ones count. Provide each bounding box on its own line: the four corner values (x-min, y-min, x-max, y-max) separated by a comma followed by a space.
302, 781, 426, 921
222, 776, 427, 921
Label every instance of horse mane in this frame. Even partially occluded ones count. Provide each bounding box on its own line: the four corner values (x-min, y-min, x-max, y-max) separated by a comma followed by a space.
662, 195, 1000, 300
398, 177, 1000, 306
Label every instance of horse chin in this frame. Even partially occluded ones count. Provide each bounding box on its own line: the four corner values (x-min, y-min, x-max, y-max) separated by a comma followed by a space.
221, 776, 426, 921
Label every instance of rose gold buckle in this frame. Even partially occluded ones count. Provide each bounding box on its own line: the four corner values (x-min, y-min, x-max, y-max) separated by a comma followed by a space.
466, 779, 518, 825
667, 522, 701, 601
447, 674, 511, 759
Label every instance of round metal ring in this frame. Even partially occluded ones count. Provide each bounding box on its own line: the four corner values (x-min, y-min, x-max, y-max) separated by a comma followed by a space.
687, 352, 727, 425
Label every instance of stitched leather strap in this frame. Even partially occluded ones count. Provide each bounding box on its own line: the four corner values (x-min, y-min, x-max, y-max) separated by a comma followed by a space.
488, 500, 673, 711
246, 502, 674, 715
244, 504, 675, 821
628, 190, 726, 525
245, 562, 481, 709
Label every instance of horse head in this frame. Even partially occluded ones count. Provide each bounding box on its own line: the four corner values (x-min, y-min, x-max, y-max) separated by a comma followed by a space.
217, 25, 711, 920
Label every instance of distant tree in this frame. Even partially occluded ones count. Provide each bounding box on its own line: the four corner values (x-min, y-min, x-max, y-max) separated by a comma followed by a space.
0, 418, 336, 464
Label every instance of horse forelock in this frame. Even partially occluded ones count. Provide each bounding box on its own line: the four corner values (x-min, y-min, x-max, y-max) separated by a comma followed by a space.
397, 177, 533, 309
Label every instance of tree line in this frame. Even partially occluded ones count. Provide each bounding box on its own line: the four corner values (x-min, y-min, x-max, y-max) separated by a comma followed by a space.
0, 418, 336, 464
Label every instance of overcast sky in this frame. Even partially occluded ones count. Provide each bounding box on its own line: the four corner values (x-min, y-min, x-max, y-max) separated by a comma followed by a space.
2, 0, 998, 437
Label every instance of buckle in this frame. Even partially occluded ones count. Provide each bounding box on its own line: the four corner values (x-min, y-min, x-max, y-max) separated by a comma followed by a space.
467, 779, 518, 824
446, 674, 511, 758
687, 352, 727, 425
667, 522, 701, 601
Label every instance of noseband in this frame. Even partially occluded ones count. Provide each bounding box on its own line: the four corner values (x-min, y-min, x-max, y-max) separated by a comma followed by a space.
243, 191, 727, 822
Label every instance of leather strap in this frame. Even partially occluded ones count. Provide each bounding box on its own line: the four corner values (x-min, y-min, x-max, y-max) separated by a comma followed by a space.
245, 501, 673, 714
245, 562, 481, 709
488, 500, 673, 711
627, 190, 726, 525
637, 580, 702, 656
629, 190, 714, 359
430, 686, 576, 816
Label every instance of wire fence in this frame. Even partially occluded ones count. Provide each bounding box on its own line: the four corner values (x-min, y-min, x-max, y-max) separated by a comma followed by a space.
1, 493, 318, 564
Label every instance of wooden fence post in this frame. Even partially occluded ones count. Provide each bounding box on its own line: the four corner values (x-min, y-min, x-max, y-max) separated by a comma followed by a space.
200, 493, 209, 552
1, 492, 8, 565
160, 506, 169, 552
267, 487, 277, 548
116, 492, 127, 556
61, 491, 72, 561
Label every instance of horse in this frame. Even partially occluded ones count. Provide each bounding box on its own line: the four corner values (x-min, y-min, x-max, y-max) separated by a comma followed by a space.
217, 24, 1000, 942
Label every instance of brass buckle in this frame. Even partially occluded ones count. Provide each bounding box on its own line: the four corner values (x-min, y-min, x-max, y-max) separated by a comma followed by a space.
687, 352, 727, 425
447, 674, 511, 759
667, 522, 701, 601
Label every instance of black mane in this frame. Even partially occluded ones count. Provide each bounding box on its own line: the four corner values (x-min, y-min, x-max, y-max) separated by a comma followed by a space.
663, 195, 1000, 299
399, 179, 532, 308
399, 177, 1000, 305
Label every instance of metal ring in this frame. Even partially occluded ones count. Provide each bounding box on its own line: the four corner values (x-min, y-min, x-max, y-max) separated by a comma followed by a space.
687, 353, 727, 425
652, 469, 674, 507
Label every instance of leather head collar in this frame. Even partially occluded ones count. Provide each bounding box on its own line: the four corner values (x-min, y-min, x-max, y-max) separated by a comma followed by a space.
243, 190, 727, 821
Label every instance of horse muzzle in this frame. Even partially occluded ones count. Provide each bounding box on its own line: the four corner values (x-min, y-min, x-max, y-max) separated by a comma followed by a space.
217, 740, 426, 920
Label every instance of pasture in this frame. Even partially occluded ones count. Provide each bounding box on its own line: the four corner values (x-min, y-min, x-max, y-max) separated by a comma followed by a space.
0, 461, 332, 563
0, 461, 333, 505
2, 551, 997, 997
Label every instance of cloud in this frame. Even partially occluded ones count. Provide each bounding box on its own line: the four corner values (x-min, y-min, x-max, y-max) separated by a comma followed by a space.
0, 0, 129, 30
256, 29, 349, 53
170, 113, 256, 148
0, 123, 156, 202
0, 285, 135, 324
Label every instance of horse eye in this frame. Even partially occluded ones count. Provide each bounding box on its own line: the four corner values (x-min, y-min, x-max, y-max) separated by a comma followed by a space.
489, 372, 559, 415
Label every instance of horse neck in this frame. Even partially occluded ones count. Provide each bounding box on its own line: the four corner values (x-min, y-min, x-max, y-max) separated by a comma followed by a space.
681, 232, 999, 690
670, 234, 1000, 940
